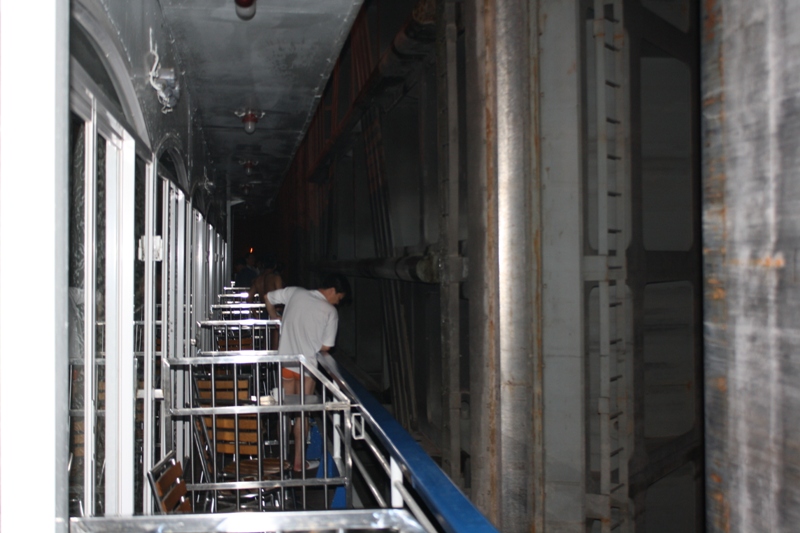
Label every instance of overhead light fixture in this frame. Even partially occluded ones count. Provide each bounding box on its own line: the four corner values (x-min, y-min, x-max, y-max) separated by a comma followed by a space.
235, 0, 256, 20
242, 112, 258, 134
239, 159, 259, 176
234, 109, 265, 134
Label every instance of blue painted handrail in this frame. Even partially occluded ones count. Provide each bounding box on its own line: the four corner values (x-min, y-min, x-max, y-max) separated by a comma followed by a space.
319, 355, 498, 533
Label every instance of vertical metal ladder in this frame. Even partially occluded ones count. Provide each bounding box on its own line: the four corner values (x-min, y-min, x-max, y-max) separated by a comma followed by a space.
586, 1, 630, 531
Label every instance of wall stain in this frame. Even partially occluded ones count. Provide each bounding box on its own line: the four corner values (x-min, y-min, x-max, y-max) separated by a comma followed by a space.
727, 255, 786, 269
710, 490, 731, 533
703, 0, 720, 44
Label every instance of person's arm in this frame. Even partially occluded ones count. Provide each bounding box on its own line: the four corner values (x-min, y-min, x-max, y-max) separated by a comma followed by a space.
265, 295, 280, 320
265, 287, 291, 320
319, 309, 338, 354
248, 273, 266, 303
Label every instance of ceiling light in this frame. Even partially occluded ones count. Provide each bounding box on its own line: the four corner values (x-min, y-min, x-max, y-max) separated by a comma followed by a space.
242, 112, 258, 134
235, 0, 256, 21
240, 159, 259, 176
234, 109, 264, 133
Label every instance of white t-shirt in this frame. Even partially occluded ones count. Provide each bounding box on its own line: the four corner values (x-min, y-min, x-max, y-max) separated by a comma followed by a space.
267, 287, 338, 371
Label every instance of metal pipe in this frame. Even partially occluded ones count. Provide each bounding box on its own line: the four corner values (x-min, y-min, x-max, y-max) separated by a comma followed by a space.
350, 448, 388, 508
464, 0, 500, 522
437, 0, 463, 484
362, 109, 416, 429
465, 0, 538, 528
362, 122, 401, 428
316, 254, 440, 283
496, 0, 535, 530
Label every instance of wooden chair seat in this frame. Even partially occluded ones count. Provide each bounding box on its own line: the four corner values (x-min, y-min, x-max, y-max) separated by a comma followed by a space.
148, 451, 191, 514
203, 415, 262, 455
218, 336, 253, 351
196, 378, 250, 404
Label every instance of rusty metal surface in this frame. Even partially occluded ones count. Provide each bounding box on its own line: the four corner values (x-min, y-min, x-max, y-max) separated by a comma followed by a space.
464, 0, 501, 525
703, 0, 800, 531
285, 1, 435, 189
436, 0, 463, 486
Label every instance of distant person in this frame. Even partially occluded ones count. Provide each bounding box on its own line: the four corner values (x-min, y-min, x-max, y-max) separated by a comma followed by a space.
246, 252, 259, 273
232, 258, 245, 283
265, 273, 350, 471
247, 256, 284, 303
234, 253, 258, 288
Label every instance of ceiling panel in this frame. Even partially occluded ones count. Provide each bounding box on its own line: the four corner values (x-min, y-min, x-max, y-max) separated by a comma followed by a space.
160, 0, 363, 207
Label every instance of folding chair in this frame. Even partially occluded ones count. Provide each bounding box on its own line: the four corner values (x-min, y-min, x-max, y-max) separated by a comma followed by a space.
148, 450, 192, 514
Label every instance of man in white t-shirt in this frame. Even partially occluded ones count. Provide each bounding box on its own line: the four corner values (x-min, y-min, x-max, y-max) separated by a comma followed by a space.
265, 273, 350, 471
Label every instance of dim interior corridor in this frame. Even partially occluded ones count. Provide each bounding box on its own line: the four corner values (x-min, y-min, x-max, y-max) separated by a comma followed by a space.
1, 0, 799, 532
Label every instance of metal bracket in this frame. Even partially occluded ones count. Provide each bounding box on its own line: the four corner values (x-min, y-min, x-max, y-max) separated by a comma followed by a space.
153, 235, 163, 261
137, 236, 164, 262
136, 389, 164, 400
352, 412, 365, 440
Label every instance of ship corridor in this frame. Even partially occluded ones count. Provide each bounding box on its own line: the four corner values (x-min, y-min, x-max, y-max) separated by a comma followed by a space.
1, 0, 798, 532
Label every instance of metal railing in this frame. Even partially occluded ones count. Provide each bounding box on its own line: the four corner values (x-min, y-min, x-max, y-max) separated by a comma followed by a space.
71, 509, 427, 532
70, 290, 497, 532
170, 351, 353, 512
71, 354, 496, 532
316, 355, 498, 533
218, 291, 249, 304
209, 303, 268, 320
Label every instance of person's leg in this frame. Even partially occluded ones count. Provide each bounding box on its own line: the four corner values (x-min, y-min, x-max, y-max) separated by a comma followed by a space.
291, 375, 317, 471
282, 374, 299, 394
281, 369, 302, 469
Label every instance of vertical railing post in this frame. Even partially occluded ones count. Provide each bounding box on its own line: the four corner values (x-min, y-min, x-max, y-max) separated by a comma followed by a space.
83, 107, 98, 517
436, 0, 463, 486
390, 457, 403, 508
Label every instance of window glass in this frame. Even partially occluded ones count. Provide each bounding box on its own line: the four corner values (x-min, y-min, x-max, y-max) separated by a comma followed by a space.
133, 155, 146, 514
68, 113, 86, 518
642, 0, 690, 33
94, 133, 107, 513
645, 463, 697, 533
641, 43, 692, 251
643, 281, 695, 438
